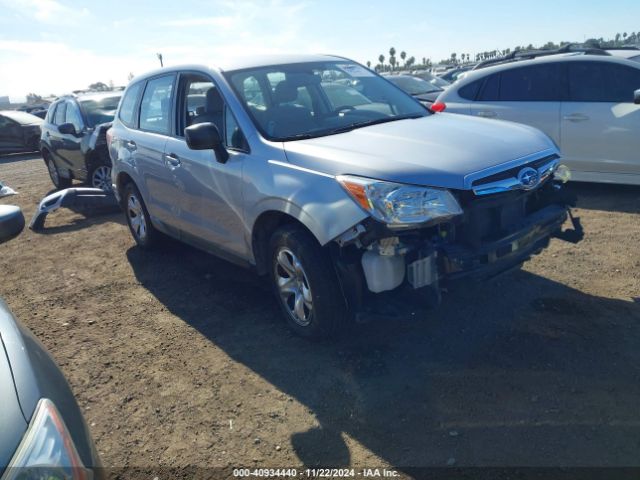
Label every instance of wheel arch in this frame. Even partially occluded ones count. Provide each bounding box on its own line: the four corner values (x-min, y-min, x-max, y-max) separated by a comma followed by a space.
251, 210, 319, 276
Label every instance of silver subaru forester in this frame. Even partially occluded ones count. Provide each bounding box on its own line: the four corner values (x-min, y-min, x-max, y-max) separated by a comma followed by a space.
108, 54, 580, 338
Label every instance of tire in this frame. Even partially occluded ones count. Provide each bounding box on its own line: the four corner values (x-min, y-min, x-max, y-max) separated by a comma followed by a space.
123, 182, 160, 249
44, 151, 71, 189
88, 162, 112, 191
268, 225, 347, 338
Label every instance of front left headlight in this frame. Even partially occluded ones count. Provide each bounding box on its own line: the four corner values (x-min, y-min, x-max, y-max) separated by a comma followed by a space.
2, 398, 91, 480
337, 175, 462, 227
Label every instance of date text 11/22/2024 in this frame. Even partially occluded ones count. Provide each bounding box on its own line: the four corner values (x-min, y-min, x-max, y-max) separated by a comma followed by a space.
232, 468, 401, 477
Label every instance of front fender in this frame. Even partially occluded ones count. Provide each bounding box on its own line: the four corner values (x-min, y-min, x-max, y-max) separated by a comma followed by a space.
246, 160, 368, 246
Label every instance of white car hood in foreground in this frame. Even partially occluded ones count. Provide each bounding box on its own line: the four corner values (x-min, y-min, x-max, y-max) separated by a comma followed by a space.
283, 113, 557, 190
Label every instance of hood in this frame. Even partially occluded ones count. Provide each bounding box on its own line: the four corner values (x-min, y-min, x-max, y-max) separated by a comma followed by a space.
283, 113, 557, 190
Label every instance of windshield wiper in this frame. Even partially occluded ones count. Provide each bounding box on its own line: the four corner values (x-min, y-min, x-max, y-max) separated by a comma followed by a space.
325, 114, 424, 135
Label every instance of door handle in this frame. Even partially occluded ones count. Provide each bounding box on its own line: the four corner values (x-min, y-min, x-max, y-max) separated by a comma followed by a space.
477, 110, 497, 118
125, 140, 137, 150
164, 153, 181, 169
563, 113, 589, 122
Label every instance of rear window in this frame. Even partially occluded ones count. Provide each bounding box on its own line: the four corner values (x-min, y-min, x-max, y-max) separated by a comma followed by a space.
80, 95, 121, 127
478, 73, 500, 101
458, 79, 482, 100
118, 82, 143, 128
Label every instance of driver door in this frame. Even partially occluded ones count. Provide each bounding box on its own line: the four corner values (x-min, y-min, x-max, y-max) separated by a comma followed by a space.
163, 72, 248, 257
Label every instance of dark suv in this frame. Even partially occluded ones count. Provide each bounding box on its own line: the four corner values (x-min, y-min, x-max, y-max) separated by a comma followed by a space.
40, 92, 122, 190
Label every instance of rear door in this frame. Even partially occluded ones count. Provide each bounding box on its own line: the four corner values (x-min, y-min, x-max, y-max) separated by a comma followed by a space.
132, 74, 178, 228
163, 72, 248, 257
561, 61, 640, 178
469, 63, 564, 145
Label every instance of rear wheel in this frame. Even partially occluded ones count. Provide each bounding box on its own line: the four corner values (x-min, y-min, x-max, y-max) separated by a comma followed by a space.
123, 182, 160, 249
269, 225, 347, 338
44, 151, 71, 189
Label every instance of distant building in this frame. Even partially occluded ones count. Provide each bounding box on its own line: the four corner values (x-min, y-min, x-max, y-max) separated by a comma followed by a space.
0, 96, 10, 108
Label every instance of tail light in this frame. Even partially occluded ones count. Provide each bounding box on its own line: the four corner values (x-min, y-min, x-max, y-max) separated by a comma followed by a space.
431, 101, 446, 113
3, 399, 91, 480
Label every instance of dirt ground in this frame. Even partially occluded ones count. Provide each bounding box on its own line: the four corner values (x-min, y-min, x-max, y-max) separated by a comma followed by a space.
1, 153, 639, 477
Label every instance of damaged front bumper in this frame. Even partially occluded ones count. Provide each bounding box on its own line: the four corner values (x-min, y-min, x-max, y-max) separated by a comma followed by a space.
331, 181, 583, 321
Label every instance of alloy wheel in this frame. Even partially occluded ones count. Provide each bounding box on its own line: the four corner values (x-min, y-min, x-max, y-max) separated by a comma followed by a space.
91, 166, 112, 191
274, 247, 313, 326
47, 159, 59, 186
127, 193, 147, 242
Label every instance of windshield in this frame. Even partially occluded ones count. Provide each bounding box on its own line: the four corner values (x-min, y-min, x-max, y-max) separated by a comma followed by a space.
225, 61, 428, 141
79, 95, 122, 127
388, 76, 442, 95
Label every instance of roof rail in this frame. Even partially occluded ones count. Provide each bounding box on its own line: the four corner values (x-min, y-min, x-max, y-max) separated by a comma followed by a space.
472, 43, 612, 71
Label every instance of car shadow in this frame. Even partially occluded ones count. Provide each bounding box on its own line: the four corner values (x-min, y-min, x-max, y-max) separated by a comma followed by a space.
126, 242, 640, 470
36, 211, 125, 234
569, 182, 640, 214
0, 152, 40, 164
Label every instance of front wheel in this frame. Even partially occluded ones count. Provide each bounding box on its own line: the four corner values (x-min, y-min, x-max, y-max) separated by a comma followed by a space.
269, 225, 347, 338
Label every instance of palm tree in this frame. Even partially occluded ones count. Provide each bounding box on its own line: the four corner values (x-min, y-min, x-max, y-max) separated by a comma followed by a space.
366, 61, 371, 69
379, 54, 385, 68
400, 51, 407, 66
389, 47, 396, 71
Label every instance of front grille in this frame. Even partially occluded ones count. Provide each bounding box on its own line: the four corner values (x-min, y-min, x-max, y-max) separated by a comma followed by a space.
471, 154, 559, 187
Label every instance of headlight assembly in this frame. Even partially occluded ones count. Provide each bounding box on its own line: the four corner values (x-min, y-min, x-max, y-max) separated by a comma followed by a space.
337, 175, 462, 227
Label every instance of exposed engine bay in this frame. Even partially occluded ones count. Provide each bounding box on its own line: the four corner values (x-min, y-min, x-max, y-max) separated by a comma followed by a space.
331, 178, 583, 321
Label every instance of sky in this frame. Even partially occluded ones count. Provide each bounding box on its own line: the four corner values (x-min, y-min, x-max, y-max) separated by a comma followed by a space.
0, 0, 638, 101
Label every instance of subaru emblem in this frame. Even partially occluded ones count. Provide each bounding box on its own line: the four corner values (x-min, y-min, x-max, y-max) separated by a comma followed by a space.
518, 167, 539, 190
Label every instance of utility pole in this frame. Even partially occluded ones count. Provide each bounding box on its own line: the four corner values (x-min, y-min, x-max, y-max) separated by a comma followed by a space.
157, 53, 164, 67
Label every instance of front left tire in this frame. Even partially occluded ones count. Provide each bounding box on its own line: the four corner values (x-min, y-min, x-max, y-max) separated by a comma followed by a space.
268, 224, 348, 338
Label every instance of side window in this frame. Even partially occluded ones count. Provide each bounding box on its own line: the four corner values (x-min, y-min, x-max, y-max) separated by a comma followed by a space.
65, 101, 83, 131
224, 106, 247, 151
179, 75, 217, 134
54, 102, 66, 126
568, 62, 607, 102
119, 82, 143, 128
607, 64, 640, 103
46, 103, 57, 123
458, 79, 482, 101
499, 64, 562, 101
139, 75, 175, 134
478, 73, 500, 101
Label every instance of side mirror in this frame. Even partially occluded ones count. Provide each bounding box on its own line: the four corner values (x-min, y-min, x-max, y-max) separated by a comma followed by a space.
58, 123, 77, 135
0, 205, 25, 244
185, 123, 229, 163
634, 89, 640, 105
